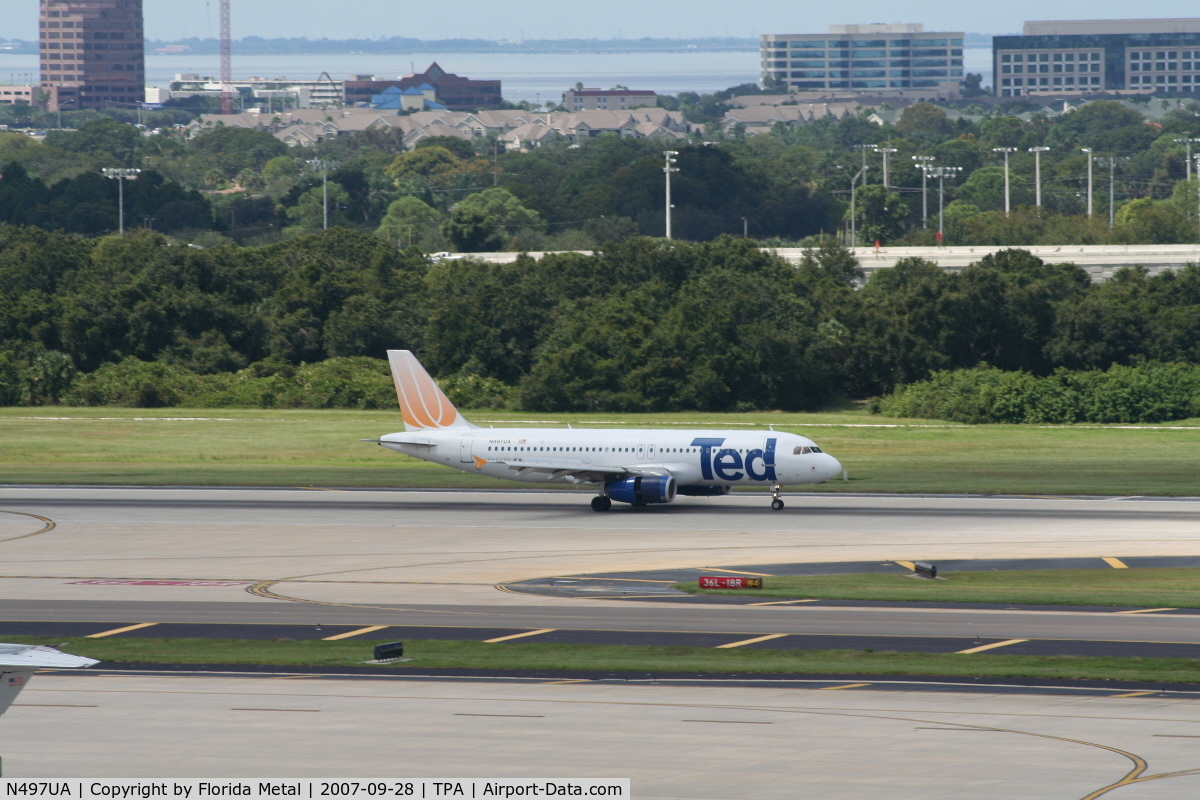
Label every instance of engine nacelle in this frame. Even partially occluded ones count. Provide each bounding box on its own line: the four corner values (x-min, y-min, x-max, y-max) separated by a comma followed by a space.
676, 485, 732, 497
606, 476, 677, 505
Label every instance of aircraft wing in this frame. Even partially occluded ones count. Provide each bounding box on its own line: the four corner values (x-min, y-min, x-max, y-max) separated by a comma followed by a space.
0, 644, 99, 716
482, 457, 669, 482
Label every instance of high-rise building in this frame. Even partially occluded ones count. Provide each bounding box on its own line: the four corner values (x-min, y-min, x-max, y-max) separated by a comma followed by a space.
39, 0, 144, 111
760, 24, 965, 96
995, 18, 1200, 97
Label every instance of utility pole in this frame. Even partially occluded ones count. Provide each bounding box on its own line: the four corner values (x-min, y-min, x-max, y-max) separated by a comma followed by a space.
874, 147, 898, 189
926, 166, 962, 244
1080, 148, 1094, 218
992, 147, 1016, 215
1175, 136, 1200, 181
101, 168, 142, 236
848, 166, 867, 249
663, 150, 679, 239
1029, 146, 1050, 208
912, 155, 935, 227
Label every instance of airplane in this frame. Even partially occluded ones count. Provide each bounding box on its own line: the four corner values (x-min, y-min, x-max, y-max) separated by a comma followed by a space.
0, 643, 98, 717
372, 350, 843, 511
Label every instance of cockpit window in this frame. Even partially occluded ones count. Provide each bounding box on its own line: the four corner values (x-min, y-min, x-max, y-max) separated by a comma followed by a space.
794, 446, 811, 455
811, 446, 823, 453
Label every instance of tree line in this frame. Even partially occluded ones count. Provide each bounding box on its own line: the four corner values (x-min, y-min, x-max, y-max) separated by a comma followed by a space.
2, 224, 1199, 413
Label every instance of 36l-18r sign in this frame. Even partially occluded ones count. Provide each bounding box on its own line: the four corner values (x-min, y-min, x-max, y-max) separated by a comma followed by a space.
698, 576, 762, 589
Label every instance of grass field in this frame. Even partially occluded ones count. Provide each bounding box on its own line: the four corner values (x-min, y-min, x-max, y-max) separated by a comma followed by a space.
9, 635, 1200, 684
678, 568, 1200, 607
2, 407, 1199, 495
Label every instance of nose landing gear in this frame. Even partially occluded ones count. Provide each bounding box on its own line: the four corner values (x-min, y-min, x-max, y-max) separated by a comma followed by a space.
770, 484, 784, 511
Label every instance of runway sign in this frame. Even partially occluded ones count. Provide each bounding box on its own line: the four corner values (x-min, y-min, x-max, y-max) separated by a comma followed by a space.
699, 576, 763, 589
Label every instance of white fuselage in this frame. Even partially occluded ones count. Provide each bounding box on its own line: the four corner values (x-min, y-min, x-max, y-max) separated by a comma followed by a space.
380, 428, 842, 488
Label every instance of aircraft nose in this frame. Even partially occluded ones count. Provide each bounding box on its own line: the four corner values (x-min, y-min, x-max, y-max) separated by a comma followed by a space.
823, 454, 843, 482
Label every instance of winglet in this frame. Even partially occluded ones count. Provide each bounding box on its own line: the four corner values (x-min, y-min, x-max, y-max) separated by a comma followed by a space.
386, 350, 475, 432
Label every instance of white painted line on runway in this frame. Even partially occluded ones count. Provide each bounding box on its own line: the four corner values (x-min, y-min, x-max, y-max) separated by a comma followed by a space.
748, 599, 821, 606
484, 628, 556, 643
716, 634, 788, 649
1102, 557, 1129, 569
322, 625, 389, 640
701, 567, 776, 577
85, 622, 158, 638
956, 639, 1030, 654
1115, 608, 1177, 615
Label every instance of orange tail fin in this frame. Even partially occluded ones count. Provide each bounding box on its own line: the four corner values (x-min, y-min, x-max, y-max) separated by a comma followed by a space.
386, 350, 474, 431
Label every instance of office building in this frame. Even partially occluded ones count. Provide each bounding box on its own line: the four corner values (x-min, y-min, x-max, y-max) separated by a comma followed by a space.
562, 88, 657, 111
345, 63, 502, 111
995, 18, 1200, 97
39, 0, 144, 111
760, 24, 965, 96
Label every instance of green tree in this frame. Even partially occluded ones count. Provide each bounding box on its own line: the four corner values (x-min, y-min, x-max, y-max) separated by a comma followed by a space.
285, 184, 352, 231
441, 188, 542, 252
376, 196, 444, 250
895, 102, 954, 137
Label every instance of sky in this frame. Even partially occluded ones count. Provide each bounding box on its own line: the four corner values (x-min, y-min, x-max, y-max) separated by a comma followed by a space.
7, 0, 1200, 41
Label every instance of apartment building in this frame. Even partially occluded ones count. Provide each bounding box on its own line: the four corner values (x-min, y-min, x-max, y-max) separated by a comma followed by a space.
995, 18, 1200, 97
562, 88, 657, 111
760, 24, 965, 96
39, 0, 144, 111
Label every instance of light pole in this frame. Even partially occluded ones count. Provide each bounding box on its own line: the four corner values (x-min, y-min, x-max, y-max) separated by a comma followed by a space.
912, 155, 935, 227
1098, 156, 1124, 228
992, 147, 1016, 215
1194, 153, 1200, 244
1080, 148, 1094, 218
1028, 146, 1050, 208
874, 147, 898, 189
101, 168, 142, 236
926, 166, 962, 244
307, 158, 331, 230
1175, 137, 1200, 180
663, 150, 679, 239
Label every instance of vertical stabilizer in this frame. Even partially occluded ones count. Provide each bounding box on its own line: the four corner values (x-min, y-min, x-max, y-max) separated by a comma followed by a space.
387, 350, 475, 431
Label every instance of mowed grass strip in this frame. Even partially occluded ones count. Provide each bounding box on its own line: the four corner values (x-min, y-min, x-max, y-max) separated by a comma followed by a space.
677, 567, 1200, 608
1, 407, 1199, 495
9, 635, 1200, 684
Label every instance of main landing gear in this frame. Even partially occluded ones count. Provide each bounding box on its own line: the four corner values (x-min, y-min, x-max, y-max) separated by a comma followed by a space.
591, 495, 612, 512
770, 484, 785, 511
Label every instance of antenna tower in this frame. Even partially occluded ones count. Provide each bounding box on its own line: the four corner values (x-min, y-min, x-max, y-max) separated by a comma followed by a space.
219, 0, 233, 114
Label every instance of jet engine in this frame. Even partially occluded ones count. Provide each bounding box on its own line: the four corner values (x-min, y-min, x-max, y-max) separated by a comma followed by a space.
605, 475, 677, 505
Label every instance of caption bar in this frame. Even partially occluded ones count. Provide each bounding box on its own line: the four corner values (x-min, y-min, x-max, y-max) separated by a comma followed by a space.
2, 781, 630, 799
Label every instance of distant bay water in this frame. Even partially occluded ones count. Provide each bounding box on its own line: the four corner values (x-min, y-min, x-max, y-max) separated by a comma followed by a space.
0, 49, 992, 104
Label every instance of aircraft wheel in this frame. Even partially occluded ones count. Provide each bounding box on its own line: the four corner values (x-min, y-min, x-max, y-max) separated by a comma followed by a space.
771, 498, 785, 511
591, 496, 612, 512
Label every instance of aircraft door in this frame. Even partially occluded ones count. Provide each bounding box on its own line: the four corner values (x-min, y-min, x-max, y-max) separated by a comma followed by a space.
647, 444, 656, 460
763, 438, 777, 467
459, 435, 475, 463
637, 444, 646, 460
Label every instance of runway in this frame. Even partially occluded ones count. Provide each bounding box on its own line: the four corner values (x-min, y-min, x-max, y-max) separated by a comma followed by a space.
6, 486, 1200, 792
3, 487, 1200, 654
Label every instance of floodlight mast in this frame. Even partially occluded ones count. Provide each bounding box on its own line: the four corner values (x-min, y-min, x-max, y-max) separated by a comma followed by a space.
101, 168, 142, 236
912, 155, 935, 227
1029, 146, 1050, 207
